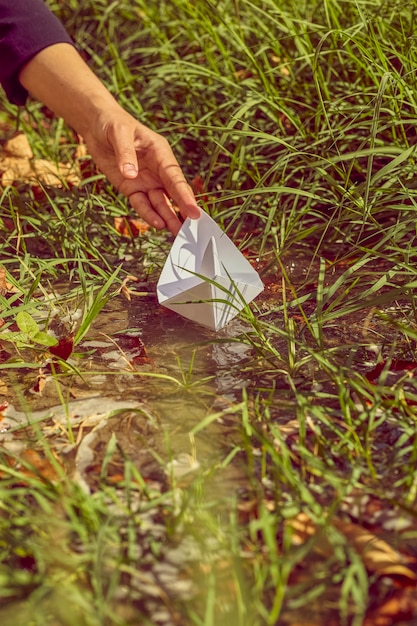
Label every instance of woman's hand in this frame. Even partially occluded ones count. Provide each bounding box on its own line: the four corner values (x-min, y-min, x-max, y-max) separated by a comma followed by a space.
19, 43, 200, 235
85, 108, 200, 235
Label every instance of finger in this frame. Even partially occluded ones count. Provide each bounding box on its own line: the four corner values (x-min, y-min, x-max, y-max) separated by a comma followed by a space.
147, 188, 183, 235
158, 161, 200, 221
129, 191, 166, 230
108, 123, 139, 180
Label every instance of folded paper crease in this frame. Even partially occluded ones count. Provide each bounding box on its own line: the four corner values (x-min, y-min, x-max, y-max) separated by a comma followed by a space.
157, 211, 264, 330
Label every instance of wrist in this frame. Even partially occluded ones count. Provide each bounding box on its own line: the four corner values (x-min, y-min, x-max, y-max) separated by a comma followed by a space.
19, 43, 117, 137
74, 91, 120, 139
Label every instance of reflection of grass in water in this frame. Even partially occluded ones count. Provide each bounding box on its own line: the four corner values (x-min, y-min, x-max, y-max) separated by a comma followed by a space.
1, 0, 417, 623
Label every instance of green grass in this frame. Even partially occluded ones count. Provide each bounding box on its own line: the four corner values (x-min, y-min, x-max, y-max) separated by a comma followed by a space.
1, 0, 417, 624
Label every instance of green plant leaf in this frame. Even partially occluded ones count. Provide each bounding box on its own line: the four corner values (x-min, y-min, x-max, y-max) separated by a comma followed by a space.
16, 311, 39, 337
32, 331, 58, 347
0, 331, 29, 345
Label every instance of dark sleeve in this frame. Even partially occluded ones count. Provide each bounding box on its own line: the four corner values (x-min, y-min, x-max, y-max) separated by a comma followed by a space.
0, 0, 73, 105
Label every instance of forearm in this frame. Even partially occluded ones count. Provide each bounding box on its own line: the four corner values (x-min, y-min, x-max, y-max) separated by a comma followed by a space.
16, 38, 200, 233
18, 43, 119, 137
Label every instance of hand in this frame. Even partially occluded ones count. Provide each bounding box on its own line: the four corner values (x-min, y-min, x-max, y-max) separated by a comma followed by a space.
18, 42, 200, 235
84, 106, 200, 235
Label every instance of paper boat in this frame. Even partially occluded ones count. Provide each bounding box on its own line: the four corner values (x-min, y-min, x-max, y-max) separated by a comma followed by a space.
156, 211, 264, 330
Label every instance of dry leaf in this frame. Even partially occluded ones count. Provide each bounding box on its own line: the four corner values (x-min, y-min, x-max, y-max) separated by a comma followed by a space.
0, 266, 9, 295
0, 265, 18, 295
114, 216, 149, 238
288, 513, 417, 580
333, 518, 417, 580
363, 587, 417, 625
190, 174, 209, 203
288, 512, 334, 556
1, 132, 80, 188
0, 448, 62, 483
31, 369, 47, 395
1, 160, 33, 185
2, 133, 33, 159
20, 448, 62, 481
32, 159, 80, 187
74, 140, 88, 159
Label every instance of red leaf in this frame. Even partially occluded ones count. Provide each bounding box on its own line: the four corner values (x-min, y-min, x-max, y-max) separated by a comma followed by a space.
49, 335, 74, 361
190, 174, 205, 194
190, 174, 209, 202
366, 360, 417, 382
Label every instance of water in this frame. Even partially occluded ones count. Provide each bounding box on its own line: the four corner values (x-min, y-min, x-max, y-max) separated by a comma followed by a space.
0, 287, 257, 625
1, 249, 411, 625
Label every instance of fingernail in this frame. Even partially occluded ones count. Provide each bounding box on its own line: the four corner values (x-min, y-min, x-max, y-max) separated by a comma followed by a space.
123, 163, 137, 177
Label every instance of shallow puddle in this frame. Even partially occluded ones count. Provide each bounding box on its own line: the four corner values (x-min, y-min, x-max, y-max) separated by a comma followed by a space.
0, 285, 259, 626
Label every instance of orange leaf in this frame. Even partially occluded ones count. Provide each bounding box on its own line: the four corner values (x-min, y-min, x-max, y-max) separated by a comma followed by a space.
20, 449, 61, 481
0, 265, 17, 295
114, 216, 149, 238
288, 513, 417, 581
333, 518, 417, 581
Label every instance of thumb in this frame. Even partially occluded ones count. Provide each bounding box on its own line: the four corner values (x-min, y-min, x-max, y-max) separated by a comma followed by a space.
108, 122, 139, 179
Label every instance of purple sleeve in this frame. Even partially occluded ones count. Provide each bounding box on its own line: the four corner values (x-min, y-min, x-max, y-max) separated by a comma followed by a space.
0, 0, 73, 104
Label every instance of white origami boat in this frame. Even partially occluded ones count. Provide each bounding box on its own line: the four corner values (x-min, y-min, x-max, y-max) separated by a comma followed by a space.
156, 211, 264, 330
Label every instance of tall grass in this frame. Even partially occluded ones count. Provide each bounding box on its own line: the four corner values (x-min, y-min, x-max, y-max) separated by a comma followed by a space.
43, 0, 416, 261
1, 0, 417, 624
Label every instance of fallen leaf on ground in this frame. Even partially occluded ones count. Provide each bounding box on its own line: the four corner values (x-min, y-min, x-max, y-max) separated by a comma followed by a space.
288, 512, 333, 555
118, 274, 138, 301
31, 369, 47, 395
49, 334, 74, 361
366, 359, 417, 382
114, 215, 149, 238
32, 159, 80, 187
0, 132, 80, 188
333, 518, 417, 580
0, 265, 20, 323
363, 587, 417, 625
288, 513, 417, 581
0, 448, 62, 483
2, 132, 33, 159
113, 332, 150, 366
190, 174, 209, 203
74, 137, 99, 180
20, 448, 62, 481
0, 265, 13, 295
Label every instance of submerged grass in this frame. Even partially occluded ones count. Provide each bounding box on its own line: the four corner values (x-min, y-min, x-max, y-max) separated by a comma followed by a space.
1, 0, 417, 624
